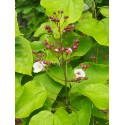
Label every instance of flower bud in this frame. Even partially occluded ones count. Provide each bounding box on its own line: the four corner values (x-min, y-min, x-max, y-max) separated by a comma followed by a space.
35, 58, 40, 62
72, 45, 77, 50
50, 43, 54, 47
32, 50, 36, 54
38, 53, 44, 57
61, 47, 65, 51
76, 77, 82, 81
64, 16, 69, 19
43, 40, 48, 45
46, 45, 51, 50
45, 25, 50, 29
66, 49, 70, 55
49, 62, 53, 65
84, 76, 88, 80
43, 60, 47, 64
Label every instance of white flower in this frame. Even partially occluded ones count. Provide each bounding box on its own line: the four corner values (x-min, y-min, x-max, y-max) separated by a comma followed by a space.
74, 69, 85, 78
68, 48, 72, 53
33, 61, 46, 73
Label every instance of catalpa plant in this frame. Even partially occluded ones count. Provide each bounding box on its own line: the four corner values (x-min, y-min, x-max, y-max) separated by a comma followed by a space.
15, 0, 109, 124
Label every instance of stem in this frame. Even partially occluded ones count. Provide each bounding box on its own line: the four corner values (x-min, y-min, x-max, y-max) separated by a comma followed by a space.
64, 60, 68, 106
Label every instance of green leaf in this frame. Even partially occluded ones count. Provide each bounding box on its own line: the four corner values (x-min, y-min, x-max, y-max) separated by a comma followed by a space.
15, 80, 47, 118
70, 97, 92, 125
33, 73, 62, 107
15, 12, 22, 36
41, 0, 83, 25
15, 73, 23, 87
48, 65, 72, 85
33, 22, 49, 37
34, 22, 59, 38
73, 37, 92, 56
99, 6, 109, 17
30, 41, 45, 52
15, 36, 33, 76
29, 109, 71, 125
78, 83, 109, 109
76, 18, 109, 46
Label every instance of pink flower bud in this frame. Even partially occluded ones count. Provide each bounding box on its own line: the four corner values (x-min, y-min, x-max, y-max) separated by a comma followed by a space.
38, 53, 44, 57
46, 45, 51, 50
76, 77, 82, 81
54, 48, 59, 52
50, 43, 54, 47
35, 58, 40, 62
32, 50, 36, 54
43, 60, 47, 64
43, 40, 48, 45
72, 45, 77, 50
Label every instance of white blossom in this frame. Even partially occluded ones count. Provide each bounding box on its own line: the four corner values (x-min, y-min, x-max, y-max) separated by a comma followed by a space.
68, 48, 72, 53
33, 61, 46, 73
74, 69, 85, 78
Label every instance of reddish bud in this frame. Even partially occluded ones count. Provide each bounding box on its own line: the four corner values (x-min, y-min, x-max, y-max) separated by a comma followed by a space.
84, 77, 88, 80
48, 29, 52, 33
48, 16, 53, 19
64, 16, 69, 19
43, 60, 47, 64
46, 45, 51, 50
49, 62, 53, 65
80, 63, 84, 67
75, 43, 79, 47
45, 25, 50, 29
73, 39, 80, 43
50, 43, 54, 47
38, 53, 44, 57
86, 64, 89, 68
61, 47, 65, 51
77, 77, 82, 81
66, 49, 70, 55
72, 45, 77, 50
35, 58, 40, 62
43, 40, 48, 45
32, 50, 36, 54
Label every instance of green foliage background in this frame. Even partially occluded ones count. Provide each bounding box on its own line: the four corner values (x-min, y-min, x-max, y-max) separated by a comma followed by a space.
15, 0, 109, 125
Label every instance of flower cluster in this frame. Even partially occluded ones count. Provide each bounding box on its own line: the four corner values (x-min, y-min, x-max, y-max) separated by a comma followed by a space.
71, 64, 89, 82
32, 50, 52, 73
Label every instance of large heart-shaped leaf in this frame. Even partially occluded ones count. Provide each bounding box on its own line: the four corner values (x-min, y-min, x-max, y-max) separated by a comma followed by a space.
29, 109, 71, 125
34, 73, 62, 107
78, 83, 109, 109
41, 0, 83, 26
76, 18, 109, 46
15, 36, 33, 76
15, 80, 47, 118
